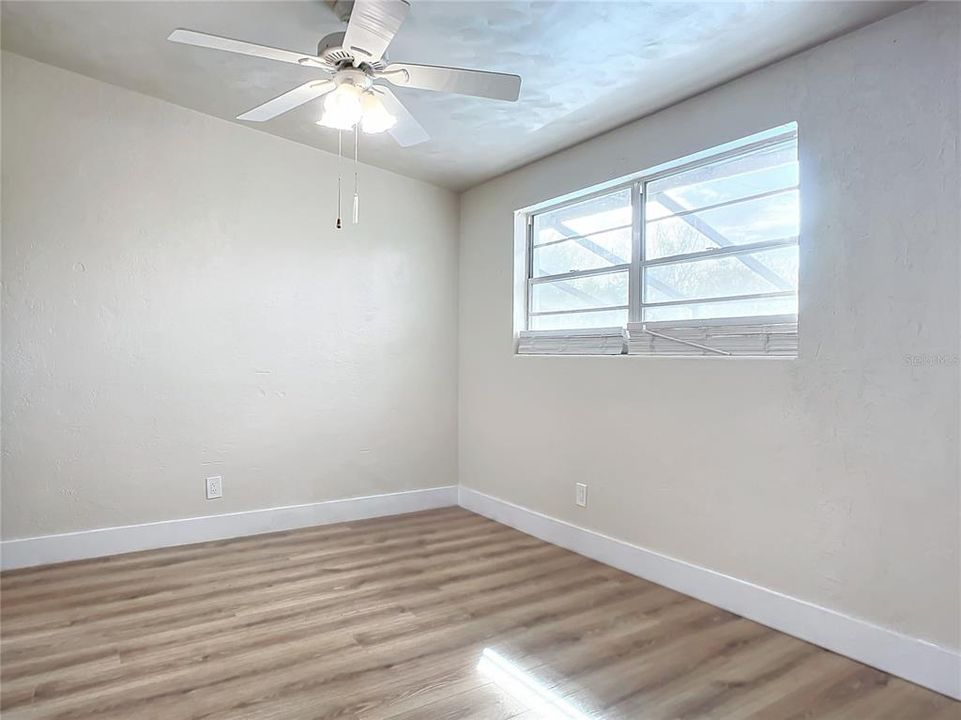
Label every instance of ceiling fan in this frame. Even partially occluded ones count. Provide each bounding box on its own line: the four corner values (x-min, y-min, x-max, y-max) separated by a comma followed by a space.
167, 0, 522, 147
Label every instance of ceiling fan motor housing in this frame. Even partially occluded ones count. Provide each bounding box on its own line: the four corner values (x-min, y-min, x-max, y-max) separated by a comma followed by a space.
333, 67, 373, 91
317, 31, 388, 70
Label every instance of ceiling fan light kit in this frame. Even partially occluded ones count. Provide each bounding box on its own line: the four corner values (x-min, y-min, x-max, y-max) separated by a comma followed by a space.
311, 69, 396, 134
168, 0, 522, 225
317, 71, 372, 131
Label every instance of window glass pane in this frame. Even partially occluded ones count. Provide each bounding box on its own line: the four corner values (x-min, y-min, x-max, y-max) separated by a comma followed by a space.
645, 139, 799, 260
644, 295, 798, 322
646, 189, 798, 259
645, 246, 798, 303
646, 190, 798, 260
533, 188, 632, 247
530, 308, 628, 331
531, 271, 629, 313
646, 141, 798, 220
532, 227, 631, 277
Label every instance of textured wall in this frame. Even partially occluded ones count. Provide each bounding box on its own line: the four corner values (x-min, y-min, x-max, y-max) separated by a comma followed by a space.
1, 52, 459, 538
458, 3, 960, 650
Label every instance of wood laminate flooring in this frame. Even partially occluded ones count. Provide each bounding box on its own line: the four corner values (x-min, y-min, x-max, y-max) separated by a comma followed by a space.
1, 508, 958, 719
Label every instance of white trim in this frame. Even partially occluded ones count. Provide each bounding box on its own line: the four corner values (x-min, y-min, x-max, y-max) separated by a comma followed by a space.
1, 486, 458, 571
458, 486, 961, 700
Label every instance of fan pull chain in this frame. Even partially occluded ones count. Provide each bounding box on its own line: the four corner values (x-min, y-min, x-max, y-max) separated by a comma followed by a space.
336, 129, 343, 230
352, 125, 360, 225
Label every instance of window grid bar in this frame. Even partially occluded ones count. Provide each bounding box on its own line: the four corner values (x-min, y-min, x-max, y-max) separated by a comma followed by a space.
641, 236, 798, 268
640, 132, 797, 186
525, 182, 637, 218
528, 263, 631, 286
640, 289, 795, 310
532, 223, 633, 249
529, 304, 629, 317
629, 180, 644, 324
646, 185, 799, 223
524, 213, 534, 331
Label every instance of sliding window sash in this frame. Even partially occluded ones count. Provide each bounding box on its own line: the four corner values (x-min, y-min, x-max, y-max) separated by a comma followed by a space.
522, 124, 800, 359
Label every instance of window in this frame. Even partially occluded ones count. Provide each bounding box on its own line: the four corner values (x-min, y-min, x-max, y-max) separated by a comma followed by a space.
518, 124, 799, 357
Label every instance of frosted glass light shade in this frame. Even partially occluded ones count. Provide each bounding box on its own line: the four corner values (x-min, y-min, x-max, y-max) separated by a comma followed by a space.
360, 93, 396, 134
318, 84, 363, 130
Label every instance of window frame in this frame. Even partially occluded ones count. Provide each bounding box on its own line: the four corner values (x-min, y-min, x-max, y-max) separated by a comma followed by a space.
521, 126, 799, 336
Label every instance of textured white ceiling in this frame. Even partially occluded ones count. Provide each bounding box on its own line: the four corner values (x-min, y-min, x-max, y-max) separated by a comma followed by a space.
1, 1, 909, 189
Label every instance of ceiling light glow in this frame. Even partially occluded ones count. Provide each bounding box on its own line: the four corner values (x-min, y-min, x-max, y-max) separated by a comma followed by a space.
360, 93, 396, 134
316, 85, 395, 135
318, 83, 364, 130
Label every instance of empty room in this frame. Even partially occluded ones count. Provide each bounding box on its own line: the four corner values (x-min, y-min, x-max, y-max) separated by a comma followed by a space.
1, 0, 959, 717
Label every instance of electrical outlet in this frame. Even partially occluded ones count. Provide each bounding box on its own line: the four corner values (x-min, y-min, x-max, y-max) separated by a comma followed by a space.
575, 482, 587, 508
205, 475, 223, 500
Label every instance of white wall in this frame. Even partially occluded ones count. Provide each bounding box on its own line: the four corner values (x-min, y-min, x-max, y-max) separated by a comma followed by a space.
1, 52, 459, 539
459, 2, 960, 653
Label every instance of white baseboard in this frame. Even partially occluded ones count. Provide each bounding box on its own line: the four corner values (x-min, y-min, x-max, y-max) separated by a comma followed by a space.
1, 486, 458, 571
4, 484, 957, 699
458, 486, 961, 700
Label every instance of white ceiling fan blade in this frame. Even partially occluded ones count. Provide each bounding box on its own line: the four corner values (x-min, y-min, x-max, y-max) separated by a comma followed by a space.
374, 86, 429, 147
378, 62, 521, 101
237, 80, 336, 122
342, 0, 410, 64
168, 29, 330, 69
